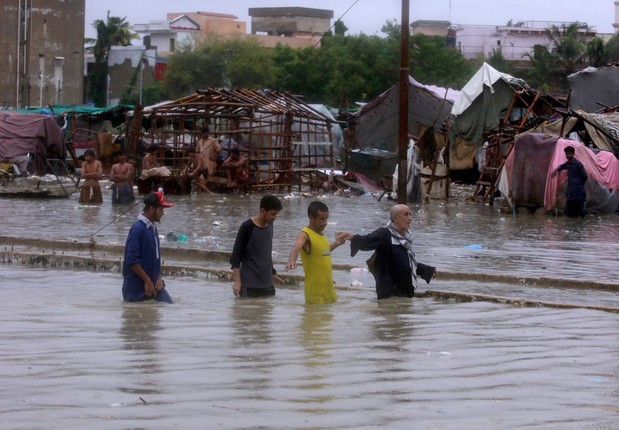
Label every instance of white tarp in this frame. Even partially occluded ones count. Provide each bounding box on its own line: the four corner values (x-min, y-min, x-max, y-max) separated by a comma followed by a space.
451, 62, 523, 116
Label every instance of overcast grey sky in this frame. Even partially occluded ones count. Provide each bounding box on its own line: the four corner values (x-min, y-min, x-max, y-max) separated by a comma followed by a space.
84, 0, 617, 39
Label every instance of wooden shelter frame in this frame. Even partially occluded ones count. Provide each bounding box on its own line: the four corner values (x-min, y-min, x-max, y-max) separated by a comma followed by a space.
137, 88, 335, 193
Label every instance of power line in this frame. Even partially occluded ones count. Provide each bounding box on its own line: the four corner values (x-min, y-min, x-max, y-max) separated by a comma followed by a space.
311, 0, 363, 50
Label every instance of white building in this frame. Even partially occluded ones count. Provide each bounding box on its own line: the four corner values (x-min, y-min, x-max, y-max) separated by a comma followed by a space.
454, 21, 598, 61
133, 12, 245, 56
133, 16, 203, 56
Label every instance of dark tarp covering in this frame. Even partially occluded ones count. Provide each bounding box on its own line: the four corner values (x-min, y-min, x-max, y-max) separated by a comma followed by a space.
511, 133, 558, 207
0, 111, 65, 175
503, 133, 619, 213
352, 76, 455, 152
568, 65, 619, 113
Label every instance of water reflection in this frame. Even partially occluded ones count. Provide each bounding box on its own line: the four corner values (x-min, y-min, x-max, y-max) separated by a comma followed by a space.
297, 305, 335, 412
118, 304, 163, 396
369, 298, 416, 361
230, 297, 276, 397
231, 297, 275, 347
299, 305, 334, 367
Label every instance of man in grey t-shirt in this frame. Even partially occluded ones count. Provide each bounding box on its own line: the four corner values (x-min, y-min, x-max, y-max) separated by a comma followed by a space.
230, 195, 284, 297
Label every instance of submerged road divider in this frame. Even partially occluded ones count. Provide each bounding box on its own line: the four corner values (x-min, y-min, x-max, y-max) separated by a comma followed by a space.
1, 236, 618, 304
2, 247, 618, 313
417, 289, 619, 314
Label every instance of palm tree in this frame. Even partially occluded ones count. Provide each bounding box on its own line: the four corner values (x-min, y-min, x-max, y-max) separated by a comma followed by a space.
87, 11, 137, 107
587, 37, 605, 68
544, 22, 589, 74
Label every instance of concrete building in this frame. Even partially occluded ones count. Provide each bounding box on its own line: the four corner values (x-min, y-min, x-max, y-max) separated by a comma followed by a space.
411, 20, 450, 37
106, 46, 157, 107
133, 11, 246, 56
248, 7, 332, 48
134, 8, 333, 52
453, 21, 597, 61
0, 0, 85, 108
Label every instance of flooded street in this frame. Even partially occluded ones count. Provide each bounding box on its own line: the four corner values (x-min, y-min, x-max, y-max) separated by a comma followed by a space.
1, 189, 619, 428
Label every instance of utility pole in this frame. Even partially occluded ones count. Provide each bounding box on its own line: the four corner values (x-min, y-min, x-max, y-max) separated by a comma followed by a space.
397, 0, 410, 203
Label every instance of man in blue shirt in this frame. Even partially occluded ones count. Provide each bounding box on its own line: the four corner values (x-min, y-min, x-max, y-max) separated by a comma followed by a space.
122, 192, 174, 303
552, 145, 588, 218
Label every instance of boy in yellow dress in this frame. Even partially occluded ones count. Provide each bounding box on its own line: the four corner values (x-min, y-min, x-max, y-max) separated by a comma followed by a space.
286, 201, 348, 304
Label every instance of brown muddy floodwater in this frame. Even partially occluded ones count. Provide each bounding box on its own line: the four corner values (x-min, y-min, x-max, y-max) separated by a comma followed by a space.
1, 190, 618, 428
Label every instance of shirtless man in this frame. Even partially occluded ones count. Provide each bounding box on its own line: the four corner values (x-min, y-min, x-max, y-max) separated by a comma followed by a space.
79, 149, 103, 204
140, 145, 171, 179
142, 145, 160, 170
196, 127, 221, 179
184, 148, 212, 194
222, 148, 249, 188
109, 152, 135, 205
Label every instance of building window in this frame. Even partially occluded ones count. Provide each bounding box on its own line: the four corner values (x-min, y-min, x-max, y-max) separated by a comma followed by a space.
497, 40, 501, 46
170, 38, 175, 52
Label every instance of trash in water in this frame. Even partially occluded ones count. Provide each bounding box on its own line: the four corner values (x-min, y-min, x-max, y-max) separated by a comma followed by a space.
212, 221, 225, 226
464, 244, 483, 250
351, 280, 363, 288
166, 232, 177, 242
177, 234, 188, 242
350, 267, 368, 272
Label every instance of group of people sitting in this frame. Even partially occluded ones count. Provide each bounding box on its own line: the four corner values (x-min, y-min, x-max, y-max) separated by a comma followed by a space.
183, 127, 249, 194
141, 127, 250, 194
78, 127, 251, 204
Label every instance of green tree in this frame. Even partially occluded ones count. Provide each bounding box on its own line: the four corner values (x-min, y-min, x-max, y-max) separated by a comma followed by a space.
87, 12, 137, 106
272, 44, 327, 101
163, 35, 276, 99
602, 33, 619, 63
523, 44, 556, 93
486, 48, 512, 74
587, 36, 605, 67
544, 22, 589, 74
334, 20, 348, 36
409, 34, 474, 89
379, 20, 473, 89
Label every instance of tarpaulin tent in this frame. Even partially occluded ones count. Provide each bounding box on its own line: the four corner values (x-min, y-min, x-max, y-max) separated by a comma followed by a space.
348, 76, 459, 178
451, 63, 526, 146
568, 64, 619, 113
450, 63, 563, 173
498, 133, 619, 213
352, 75, 457, 152
0, 111, 65, 175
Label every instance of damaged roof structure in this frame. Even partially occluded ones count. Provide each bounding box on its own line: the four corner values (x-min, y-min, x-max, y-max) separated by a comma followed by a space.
129, 88, 339, 193
450, 63, 619, 214
345, 76, 457, 199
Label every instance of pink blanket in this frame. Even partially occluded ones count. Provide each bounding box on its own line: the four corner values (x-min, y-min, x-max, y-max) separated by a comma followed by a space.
544, 138, 619, 210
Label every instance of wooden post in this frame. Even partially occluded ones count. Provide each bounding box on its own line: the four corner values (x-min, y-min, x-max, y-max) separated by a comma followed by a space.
397, 0, 410, 204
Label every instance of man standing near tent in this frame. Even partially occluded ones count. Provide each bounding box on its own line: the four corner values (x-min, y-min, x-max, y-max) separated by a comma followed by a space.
79, 149, 103, 204
109, 152, 134, 205
551, 145, 588, 217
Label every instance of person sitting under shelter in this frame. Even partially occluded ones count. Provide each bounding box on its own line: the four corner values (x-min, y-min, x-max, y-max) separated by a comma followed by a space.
196, 127, 221, 179
222, 148, 249, 188
183, 148, 213, 194
140, 145, 171, 179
